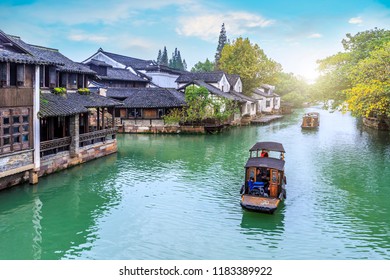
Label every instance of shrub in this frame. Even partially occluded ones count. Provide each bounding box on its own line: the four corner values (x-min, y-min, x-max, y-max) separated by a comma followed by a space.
53, 87, 67, 95
78, 88, 91, 95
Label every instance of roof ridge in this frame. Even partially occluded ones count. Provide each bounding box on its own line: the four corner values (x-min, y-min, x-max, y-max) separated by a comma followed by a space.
102, 49, 152, 62
28, 44, 59, 52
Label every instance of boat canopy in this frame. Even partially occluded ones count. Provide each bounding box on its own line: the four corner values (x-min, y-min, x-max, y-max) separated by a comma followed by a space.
304, 112, 320, 118
245, 157, 285, 171
249, 142, 286, 153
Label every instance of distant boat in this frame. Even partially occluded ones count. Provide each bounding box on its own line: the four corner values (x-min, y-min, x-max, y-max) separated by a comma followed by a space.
301, 112, 320, 129
240, 141, 287, 214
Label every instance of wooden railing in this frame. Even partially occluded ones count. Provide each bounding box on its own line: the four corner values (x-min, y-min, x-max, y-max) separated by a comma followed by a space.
39, 128, 117, 156
79, 128, 117, 147
40, 136, 71, 156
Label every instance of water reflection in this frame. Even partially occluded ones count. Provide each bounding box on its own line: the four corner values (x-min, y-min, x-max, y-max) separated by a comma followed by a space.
0, 153, 122, 260
1, 107, 390, 260
240, 209, 285, 233
32, 195, 43, 260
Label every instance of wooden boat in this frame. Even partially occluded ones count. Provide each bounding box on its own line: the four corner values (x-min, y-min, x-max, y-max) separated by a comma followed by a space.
301, 112, 320, 128
240, 141, 287, 214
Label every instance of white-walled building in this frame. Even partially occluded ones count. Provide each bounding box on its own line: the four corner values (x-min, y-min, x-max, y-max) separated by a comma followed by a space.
252, 84, 280, 114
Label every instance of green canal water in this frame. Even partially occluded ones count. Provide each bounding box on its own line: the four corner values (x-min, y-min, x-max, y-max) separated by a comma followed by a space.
1, 108, 389, 260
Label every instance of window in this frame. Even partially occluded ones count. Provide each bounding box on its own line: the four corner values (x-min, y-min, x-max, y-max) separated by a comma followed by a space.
59, 73, 67, 87
158, 109, 164, 118
0, 62, 7, 86
17, 64, 24, 86
129, 108, 142, 118
69, 73, 77, 89
0, 108, 31, 154
266, 100, 271, 107
9, 63, 17, 86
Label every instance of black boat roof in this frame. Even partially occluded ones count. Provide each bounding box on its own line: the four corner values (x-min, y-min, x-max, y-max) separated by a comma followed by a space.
249, 141, 285, 153
245, 157, 285, 171
304, 112, 320, 117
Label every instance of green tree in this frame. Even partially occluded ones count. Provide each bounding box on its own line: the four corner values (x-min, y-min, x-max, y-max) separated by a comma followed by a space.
156, 49, 162, 64
166, 47, 186, 70
315, 28, 390, 114
219, 37, 281, 96
164, 86, 238, 124
191, 58, 214, 72
344, 41, 390, 117
274, 72, 311, 107
176, 50, 184, 70
215, 23, 227, 69
160, 46, 168, 66
274, 72, 308, 96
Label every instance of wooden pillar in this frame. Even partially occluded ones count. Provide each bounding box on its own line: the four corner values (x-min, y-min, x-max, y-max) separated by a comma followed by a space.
269, 169, 278, 198
111, 108, 115, 128
70, 114, 79, 157
102, 107, 105, 129
29, 170, 39, 185
33, 65, 40, 174
96, 108, 100, 131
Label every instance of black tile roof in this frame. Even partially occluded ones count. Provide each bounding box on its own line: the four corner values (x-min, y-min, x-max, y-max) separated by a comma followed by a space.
0, 30, 58, 65
175, 71, 225, 83
97, 67, 148, 82
226, 74, 240, 86
178, 80, 239, 101
87, 59, 112, 67
0, 48, 55, 65
9, 35, 95, 75
230, 90, 256, 102
100, 49, 156, 70
40, 92, 88, 117
68, 92, 122, 108
145, 64, 188, 75
39, 91, 121, 117
106, 87, 186, 108
253, 88, 279, 97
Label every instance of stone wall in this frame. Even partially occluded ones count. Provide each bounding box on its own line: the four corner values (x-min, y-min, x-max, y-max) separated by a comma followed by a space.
0, 150, 33, 173
0, 150, 34, 190
0, 170, 30, 190
363, 117, 390, 131
39, 139, 117, 177
122, 119, 207, 134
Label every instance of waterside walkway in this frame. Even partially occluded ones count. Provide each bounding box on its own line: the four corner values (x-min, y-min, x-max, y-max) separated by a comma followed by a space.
251, 115, 283, 125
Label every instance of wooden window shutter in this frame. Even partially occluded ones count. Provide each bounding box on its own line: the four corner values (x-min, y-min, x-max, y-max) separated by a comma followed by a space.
17, 64, 25, 86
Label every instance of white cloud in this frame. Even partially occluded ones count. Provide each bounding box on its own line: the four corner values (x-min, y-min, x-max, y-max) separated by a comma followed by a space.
176, 12, 274, 41
307, 33, 322, 39
121, 37, 155, 50
349, 17, 363, 24
68, 33, 108, 43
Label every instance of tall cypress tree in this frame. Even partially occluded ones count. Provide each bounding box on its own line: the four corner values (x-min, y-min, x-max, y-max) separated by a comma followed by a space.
161, 46, 168, 66
156, 49, 162, 64
176, 50, 184, 70
183, 59, 187, 70
215, 23, 227, 69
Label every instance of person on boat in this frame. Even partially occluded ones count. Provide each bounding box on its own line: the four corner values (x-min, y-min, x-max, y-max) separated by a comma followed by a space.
260, 149, 269, 157
256, 169, 262, 182
258, 168, 270, 195
247, 177, 254, 193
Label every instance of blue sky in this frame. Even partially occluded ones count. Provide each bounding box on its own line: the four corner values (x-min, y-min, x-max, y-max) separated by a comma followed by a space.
0, 0, 389, 82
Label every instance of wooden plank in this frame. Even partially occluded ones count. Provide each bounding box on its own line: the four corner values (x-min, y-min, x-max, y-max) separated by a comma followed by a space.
0, 87, 33, 106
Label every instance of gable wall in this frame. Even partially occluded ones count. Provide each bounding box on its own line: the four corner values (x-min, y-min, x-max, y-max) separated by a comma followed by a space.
218, 75, 230, 92
86, 53, 126, 69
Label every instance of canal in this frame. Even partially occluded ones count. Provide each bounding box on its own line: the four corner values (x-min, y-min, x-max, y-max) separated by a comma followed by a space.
1, 107, 389, 260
